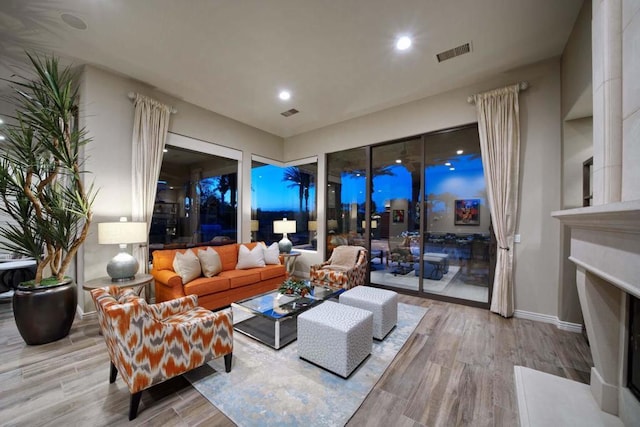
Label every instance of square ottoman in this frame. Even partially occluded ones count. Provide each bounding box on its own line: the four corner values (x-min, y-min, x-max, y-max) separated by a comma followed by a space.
297, 301, 373, 378
339, 286, 398, 340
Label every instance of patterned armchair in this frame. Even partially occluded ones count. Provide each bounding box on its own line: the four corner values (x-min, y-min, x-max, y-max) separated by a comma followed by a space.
90, 286, 233, 420
309, 245, 368, 290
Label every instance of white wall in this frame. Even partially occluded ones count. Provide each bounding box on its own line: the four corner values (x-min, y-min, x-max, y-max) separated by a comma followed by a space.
78, 65, 283, 311
285, 59, 564, 318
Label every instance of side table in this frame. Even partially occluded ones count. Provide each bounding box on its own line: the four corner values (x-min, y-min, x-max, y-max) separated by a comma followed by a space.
281, 251, 301, 276
83, 273, 154, 302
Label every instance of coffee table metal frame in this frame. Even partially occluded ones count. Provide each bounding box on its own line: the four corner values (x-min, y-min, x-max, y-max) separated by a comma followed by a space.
231, 283, 344, 350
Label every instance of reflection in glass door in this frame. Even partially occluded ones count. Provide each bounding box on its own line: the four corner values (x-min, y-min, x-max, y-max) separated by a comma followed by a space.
325, 124, 491, 306
422, 125, 490, 303
369, 138, 423, 292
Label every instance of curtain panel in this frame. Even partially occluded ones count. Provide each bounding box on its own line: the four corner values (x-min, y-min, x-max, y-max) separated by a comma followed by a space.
131, 94, 171, 275
473, 84, 521, 317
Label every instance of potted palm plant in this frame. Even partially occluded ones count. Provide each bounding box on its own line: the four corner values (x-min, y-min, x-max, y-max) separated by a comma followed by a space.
0, 53, 95, 345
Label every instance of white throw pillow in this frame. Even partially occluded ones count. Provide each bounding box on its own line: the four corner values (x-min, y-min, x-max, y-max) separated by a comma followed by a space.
197, 247, 222, 277
329, 246, 360, 269
262, 242, 281, 265
236, 244, 266, 269
173, 249, 202, 283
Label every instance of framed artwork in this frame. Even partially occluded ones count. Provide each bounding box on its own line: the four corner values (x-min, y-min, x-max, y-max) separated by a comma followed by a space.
454, 199, 480, 225
392, 209, 404, 223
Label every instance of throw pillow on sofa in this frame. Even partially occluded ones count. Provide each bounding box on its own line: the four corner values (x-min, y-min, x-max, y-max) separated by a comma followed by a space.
262, 242, 281, 265
173, 249, 202, 283
236, 244, 266, 269
197, 247, 222, 277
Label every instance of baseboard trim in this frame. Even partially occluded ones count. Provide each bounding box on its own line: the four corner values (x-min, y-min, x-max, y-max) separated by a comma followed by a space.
513, 310, 583, 333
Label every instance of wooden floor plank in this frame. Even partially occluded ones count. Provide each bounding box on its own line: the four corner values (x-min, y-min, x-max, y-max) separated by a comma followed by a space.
0, 294, 592, 426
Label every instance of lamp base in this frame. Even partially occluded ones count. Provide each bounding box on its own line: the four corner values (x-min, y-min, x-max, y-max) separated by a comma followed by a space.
278, 235, 293, 254
106, 251, 139, 282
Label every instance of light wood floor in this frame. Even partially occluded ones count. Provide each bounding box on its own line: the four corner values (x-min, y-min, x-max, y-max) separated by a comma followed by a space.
0, 294, 592, 426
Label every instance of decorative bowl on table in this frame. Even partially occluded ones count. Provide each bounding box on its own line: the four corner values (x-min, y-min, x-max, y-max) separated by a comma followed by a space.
278, 279, 312, 297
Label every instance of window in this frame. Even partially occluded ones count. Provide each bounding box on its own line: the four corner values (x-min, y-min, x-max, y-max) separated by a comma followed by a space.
251, 157, 317, 250
150, 145, 238, 248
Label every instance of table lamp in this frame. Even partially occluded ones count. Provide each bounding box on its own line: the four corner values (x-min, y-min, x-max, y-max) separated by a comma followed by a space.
98, 217, 148, 281
273, 218, 296, 253
308, 220, 317, 237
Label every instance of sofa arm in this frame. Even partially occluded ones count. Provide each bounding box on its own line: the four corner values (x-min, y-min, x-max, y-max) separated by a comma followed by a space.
152, 269, 183, 288
148, 295, 198, 319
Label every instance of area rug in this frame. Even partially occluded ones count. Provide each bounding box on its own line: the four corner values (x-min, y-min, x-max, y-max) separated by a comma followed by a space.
185, 303, 428, 427
370, 266, 460, 292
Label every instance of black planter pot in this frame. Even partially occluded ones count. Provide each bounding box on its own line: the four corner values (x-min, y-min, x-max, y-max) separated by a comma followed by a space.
13, 280, 77, 345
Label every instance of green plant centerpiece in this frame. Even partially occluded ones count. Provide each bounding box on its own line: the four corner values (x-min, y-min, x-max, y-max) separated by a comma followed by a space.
278, 278, 312, 297
0, 53, 96, 345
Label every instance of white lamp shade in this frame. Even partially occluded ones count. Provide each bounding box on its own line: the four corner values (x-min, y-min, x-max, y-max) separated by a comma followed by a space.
308, 220, 317, 231
251, 220, 259, 232
98, 221, 148, 245
273, 219, 296, 234
327, 219, 338, 230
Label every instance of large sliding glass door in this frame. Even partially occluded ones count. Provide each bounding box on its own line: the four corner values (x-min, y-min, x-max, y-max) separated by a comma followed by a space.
326, 124, 492, 306
369, 138, 422, 291
422, 126, 490, 303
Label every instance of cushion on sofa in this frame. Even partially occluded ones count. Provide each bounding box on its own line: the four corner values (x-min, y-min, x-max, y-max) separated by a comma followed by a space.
262, 242, 281, 265
236, 244, 266, 269
173, 249, 201, 283
184, 275, 231, 295
260, 264, 287, 281
219, 269, 262, 289
197, 247, 222, 277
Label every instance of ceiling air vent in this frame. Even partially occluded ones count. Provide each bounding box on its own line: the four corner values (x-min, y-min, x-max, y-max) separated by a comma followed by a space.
281, 108, 299, 117
436, 42, 471, 63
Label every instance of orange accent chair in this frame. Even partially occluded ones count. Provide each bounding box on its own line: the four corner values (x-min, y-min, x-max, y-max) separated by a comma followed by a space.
90, 286, 233, 420
309, 245, 368, 290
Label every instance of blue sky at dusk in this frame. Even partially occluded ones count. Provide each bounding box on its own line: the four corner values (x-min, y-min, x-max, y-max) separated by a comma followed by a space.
251, 156, 484, 212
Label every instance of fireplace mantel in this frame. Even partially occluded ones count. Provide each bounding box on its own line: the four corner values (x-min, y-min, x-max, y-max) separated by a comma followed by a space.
552, 201, 640, 235
552, 199, 640, 425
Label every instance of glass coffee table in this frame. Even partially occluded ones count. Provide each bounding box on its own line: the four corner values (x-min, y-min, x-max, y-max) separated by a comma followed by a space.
232, 283, 344, 349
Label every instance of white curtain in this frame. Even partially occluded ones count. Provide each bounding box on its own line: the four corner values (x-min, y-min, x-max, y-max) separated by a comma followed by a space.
473, 84, 521, 317
131, 94, 171, 273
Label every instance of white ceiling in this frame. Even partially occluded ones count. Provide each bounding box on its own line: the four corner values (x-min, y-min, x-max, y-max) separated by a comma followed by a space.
0, 0, 583, 138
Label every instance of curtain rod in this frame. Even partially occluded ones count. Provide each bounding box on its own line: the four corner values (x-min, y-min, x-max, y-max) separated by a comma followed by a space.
467, 81, 529, 104
127, 92, 178, 114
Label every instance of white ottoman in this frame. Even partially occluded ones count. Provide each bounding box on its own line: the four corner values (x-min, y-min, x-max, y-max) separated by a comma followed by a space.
297, 301, 373, 378
339, 286, 398, 340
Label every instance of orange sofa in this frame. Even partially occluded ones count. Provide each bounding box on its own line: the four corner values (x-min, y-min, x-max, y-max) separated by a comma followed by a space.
151, 242, 287, 310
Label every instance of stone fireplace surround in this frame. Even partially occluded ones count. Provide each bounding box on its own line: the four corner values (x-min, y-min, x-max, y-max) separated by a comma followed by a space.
552, 200, 640, 426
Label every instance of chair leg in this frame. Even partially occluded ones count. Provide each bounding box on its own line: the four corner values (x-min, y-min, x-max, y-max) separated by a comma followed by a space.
224, 352, 233, 373
129, 391, 142, 421
109, 361, 118, 383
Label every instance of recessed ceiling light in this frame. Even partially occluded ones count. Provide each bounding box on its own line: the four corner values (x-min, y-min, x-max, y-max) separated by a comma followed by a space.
445, 162, 451, 166
279, 90, 291, 101
163, 148, 168, 153
396, 36, 412, 51
456, 149, 463, 155
449, 167, 455, 171
395, 159, 402, 164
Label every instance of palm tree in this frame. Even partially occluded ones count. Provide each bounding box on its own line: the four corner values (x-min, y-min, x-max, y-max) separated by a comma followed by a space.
282, 167, 313, 213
